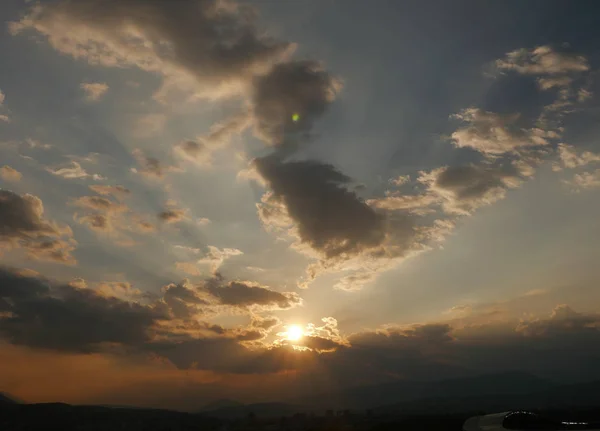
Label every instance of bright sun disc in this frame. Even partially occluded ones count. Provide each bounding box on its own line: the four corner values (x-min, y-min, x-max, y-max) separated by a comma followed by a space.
286, 325, 304, 341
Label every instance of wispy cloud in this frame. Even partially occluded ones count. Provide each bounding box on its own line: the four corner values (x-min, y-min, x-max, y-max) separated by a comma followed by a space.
80, 81, 108, 101
46, 161, 106, 181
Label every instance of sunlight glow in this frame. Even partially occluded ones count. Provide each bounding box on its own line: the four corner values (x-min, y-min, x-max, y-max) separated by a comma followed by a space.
286, 325, 304, 341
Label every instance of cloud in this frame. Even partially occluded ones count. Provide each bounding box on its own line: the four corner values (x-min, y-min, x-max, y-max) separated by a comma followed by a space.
450, 108, 557, 155
174, 113, 251, 166
197, 245, 243, 273
494, 46, 591, 124
72, 195, 127, 213
368, 193, 438, 213
0, 89, 9, 122
176, 244, 241, 276
160, 280, 210, 320
95, 281, 143, 301
555, 143, 600, 170
334, 272, 377, 292
46, 161, 106, 181
72, 191, 153, 240
252, 61, 342, 146
0, 190, 76, 264
389, 175, 410, 186
4, 264, 600, 385
495, 45, 589, 75
418, 165, 522, 215
250, 315, 280, 331
158, 207, 188, 224
370, 163, 525, 220
0, 268, 297, 372
0, 267, 164, 353
566, 169, 600, 190
132, 149, 179, 179
10, 0, 293, 101
537, 76, 573, 90
578, 88, 593, 102
25, 138, 53, 150
74, 213, 112, 232
0, 165, 22, 182
80, 81, 108, 101
517, 305, 600, 337
255, 155, 386, 260
88, 184, 131, 199
133, 218, 156, 233
202, 275, 301, 310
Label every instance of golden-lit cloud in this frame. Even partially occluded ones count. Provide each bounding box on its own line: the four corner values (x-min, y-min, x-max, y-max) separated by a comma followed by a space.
0, 165, 22, 182
80, 81, 108, 101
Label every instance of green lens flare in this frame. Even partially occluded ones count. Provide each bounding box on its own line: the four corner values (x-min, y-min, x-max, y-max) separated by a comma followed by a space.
292, 113, 300, 122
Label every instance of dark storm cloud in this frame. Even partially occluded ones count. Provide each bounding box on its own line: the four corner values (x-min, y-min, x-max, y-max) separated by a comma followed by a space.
250, 315, 280, 331
3, 264, 600, 381
202, 275, 301, 310
147, 337, 290, 372
11, 0, 293, 100
296, 335, 343, 352
0, 190, 76, 264
0, 267, 165, 353
161, 281, 209, 320
254, 156, 386, 259
252, 61, 342, 145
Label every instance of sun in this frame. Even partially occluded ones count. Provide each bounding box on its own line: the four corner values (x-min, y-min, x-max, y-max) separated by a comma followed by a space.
286, 325, 304, 341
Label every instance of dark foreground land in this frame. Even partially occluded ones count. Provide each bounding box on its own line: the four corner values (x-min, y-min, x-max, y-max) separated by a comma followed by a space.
2, 401, 600, 431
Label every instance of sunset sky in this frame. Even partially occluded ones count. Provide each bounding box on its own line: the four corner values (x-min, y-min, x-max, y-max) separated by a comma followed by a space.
2, 0, 600, 411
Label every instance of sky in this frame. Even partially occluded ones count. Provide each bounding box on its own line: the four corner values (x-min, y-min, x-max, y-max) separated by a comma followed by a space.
1, 0, 600, 411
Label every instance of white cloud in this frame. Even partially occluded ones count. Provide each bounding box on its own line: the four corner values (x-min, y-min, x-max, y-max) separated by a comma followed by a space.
46, 161, 106, 180
80, 81, 108, 101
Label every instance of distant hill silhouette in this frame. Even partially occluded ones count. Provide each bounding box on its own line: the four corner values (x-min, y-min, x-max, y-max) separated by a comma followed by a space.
202, 398, 244, 411
295, 370, 555, 409
0, 402, 221, 430
0, 392, 22, 404
203, 402, 304, 419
